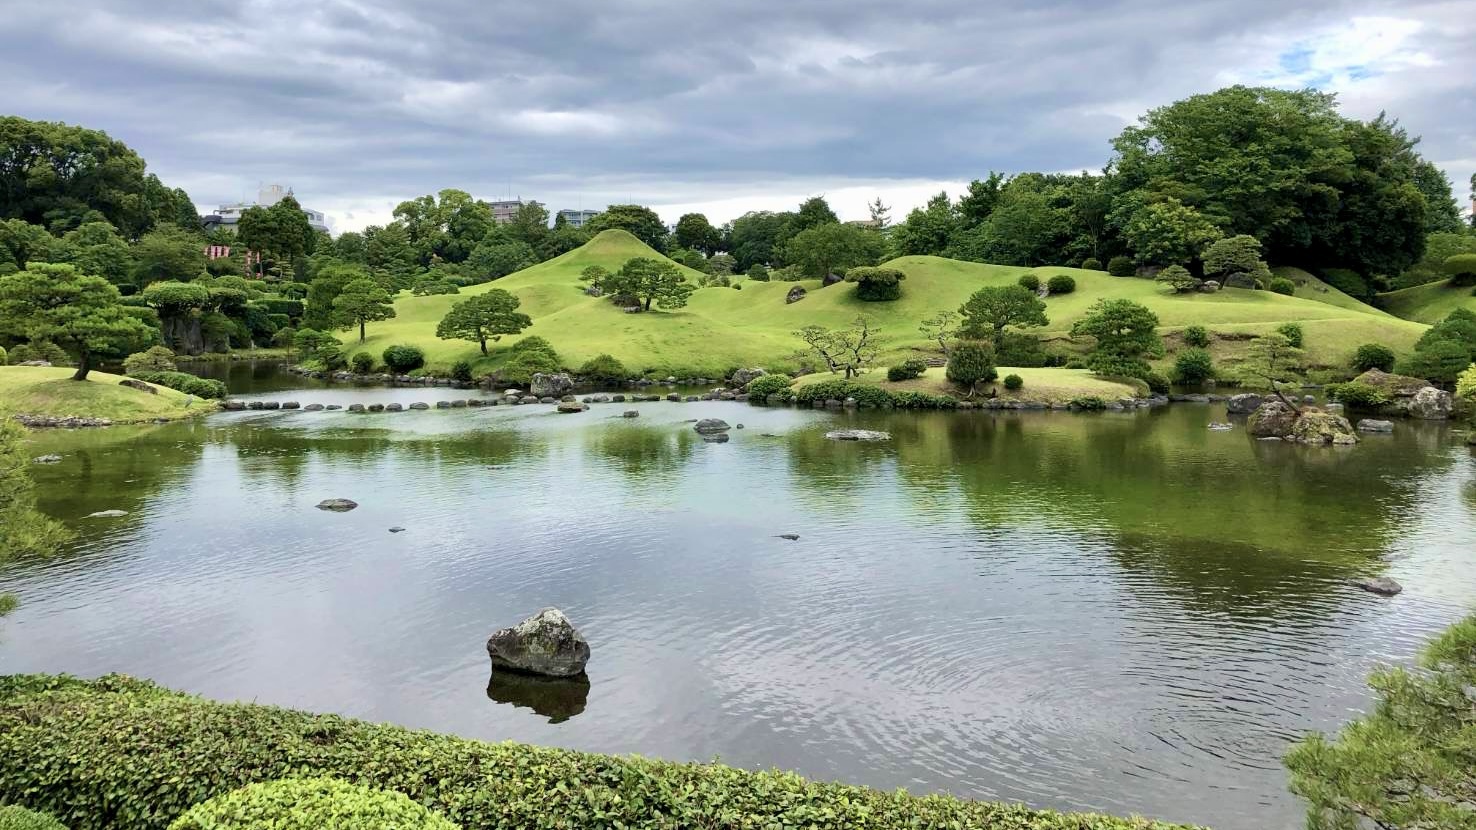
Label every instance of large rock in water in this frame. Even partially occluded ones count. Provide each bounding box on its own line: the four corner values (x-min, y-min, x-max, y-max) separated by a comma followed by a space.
1408, 386, 1453, 420
315, 498, 358, 512
729, 367, 766, 388
530, 372, 574, 399
1352, 369, 1453, 420
693, 418, 730, 434
1225, 393, 1264, 415
1247, 401, 1357, 444
486, 608, 590, 678
1354, 369, 1428, 398
1247, 401, 1299, 438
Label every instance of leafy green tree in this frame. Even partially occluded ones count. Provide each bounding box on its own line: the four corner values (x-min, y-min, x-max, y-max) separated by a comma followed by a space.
53, 221, 133, 286
793, 317, 879, 378
1202, 234, 1266, 279
1156, 264, 1199, 293
0, 262, 154, 379
506, 202, 550, 252
960, 189, 1067, 266
945, 340, 997, 396
0, 219, 52, 274
1413, 160, 1464, 233
606, 257, 694, 311
332, 278, 396, 342
1399, 340, 1471, 384
467, 240, 535, 281
585, 205, 668, 251
1351, 343, 1397, 373
919, 310, 961, 357
705, 253, 737, 277
866, 196, 891, 229
791, 196, 839, 234
236, 195, 315, 276
891, 192, 958, 256
1286, 613, 1476, 830
0, 414, 72, 563
1115, 197, 1222, 265
435, 289, 531, 354
333, 231, 368, 263
1070, 298, 1162, 379
536, 224, 590, 261
130, 224, 207, 286
303, 262, 368, 330
784, 222, 881, 278
674, 213, 721, 255
958, 285, 1048, 347
1172, 348, 1215, 384
956, 173, 1006, 225
1237, 333, 1307, 408
728, 210, 792, 270
1445, 254, 1476, 286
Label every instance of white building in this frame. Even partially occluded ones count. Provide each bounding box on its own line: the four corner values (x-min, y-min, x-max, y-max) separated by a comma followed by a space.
204, 184, 330, 235
556, 208, 601, 228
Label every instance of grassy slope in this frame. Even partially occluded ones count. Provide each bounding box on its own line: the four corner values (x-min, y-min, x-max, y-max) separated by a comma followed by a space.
1272, 266, 1392, 315
344, 233, 1426, 375
0, 367, 210, 423
795, 366, 1145, 405
1378, 278, 1476, 324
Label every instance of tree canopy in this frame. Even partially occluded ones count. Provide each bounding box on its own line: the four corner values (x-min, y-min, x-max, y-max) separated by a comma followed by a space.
332, 278, 396, 342
785, 223, 881, 278
606, 257, 693, 311
585, 205, 668, 251
1070, 298, 1162, 379
435, 289, 531, 354
0, 262, 154, 379
958, 285, 1049, 346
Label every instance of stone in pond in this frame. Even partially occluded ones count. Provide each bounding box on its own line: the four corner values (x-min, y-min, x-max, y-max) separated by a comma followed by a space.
388, 526, 406, 533
487, 607, 590, 678
825, 429, 891, 441
1357, 419, 1394, 433
32, 454, 62, 464
86, 509, 128, 518
1350, 576, 1402, 596
316, 498, 358, 512
693, 418, 730, 434
776, 533, 800, 540
1208, 423, 1232, 431
621, 410, 639, 418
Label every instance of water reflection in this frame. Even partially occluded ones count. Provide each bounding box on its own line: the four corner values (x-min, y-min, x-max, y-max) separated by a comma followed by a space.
487, 671, 591, 723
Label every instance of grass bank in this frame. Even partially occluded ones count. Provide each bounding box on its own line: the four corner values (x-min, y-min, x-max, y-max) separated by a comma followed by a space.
1377, 277, 1476, 324
0, 366, 213, 425
794, 367, 1146, 406
0, 674, 1198, 830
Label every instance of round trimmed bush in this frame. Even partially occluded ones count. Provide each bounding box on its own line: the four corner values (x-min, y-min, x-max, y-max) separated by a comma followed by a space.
381, 345, 425, 373
844, 266, 906, 302
1107, 256, 1135, 277
167, 777, 459, 830
1351, 343, 1396, 373
1172, 347, 1215, 385
1143, 372, 1171, 394
576, 353, 628, 381
1445, 254, 1476, 287
0, 805, 68, 830
746, 264, 769, 282
1002, 373, 1023, 391
1269, 277, 1295, 296
1183, 325, 1210, 348
499, 349, 560, 386
1276, 322, 1304, 349
745, 374, 792, 398
945, 340, 997, 395
450, 360, 474, 383
1046, 275, 1076, 295
349, 352, 374, 374
886, 359, 928, 382
510, 336, 556, 357
123, 346, 177, 375
1080, 258, 1102, 271
1017, 273, 1041, 292
126, 371, 228, 400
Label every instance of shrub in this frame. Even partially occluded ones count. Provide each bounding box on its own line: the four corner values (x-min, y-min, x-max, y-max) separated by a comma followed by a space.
1046, 274, 1076, 295
168, 778, 458, 830
844, 266, 906, 302
746, 264, 770, 282
8, 342, 69, 366
1457, 364, 1476, 403
127, 371, 228, 400
576, 353, 628, 381
381, 345, 425, 374
1069, 396, 1107, 410
1268, 277, 1295, 296
1320, 268, 1371, 301
1156, 265, 1198, 293
995, 332, 1047, 368
0, 805, 67, 830
1080, 258, 1102, 271
1172, 348, 1215, 385
349, 353, 374, 374
1003, 373, 1023, 390
270, 328, 296, 349
511, 336, 557, 357
1276, 322, 1304, 349
123, 346, 177, 375
1017, 273, 1040, 292
450, 360, 474, 383
1107, 255, 1135, 277
1143, 372, 1171, 394
885, 359, 927, 382
1446, 253, 1476, 287
945, 340, 997, 396
1351, 343, 1396, 373
1183, 325, 1210, 348
1324, 382, 1391, 408
499, 349, 561, 386
745, 374, 792, 399
1399, 339, 1471, 384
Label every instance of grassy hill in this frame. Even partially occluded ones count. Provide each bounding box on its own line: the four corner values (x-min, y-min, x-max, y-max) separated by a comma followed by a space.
1271, 266, 1391, 315
0, 367, 211, 423
1377, 278, 1476, 324
342, 231, 1427, 377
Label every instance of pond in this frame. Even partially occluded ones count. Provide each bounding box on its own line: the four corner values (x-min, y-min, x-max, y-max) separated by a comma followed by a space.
5, 371, 1476, 830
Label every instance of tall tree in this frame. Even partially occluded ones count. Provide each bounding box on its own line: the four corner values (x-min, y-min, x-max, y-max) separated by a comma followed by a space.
791, 196, 839, 234
1113, 196, 1222, 265
1412, 160, 1464, 234
784, 222, 882, 278
607, 257, 694, 311
728, 211, 792, 270
958, 285, 1049, 347
332, 277, 396, 342
956, 173, 1006, 226
891, 192, 958, 256
585, 205, 668, 251
435, 289, 531, 354
867, 197, 891, 229
505, 202, 550, 252
0, 262, 154, 379
674, 213, 721, 255
130, 224, 207, 287
54, 221, 133, 286
237, 196, 314, 276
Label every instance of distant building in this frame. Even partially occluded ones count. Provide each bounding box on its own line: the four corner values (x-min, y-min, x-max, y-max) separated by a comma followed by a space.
202, 184, 330, 235
556, 209, 600, 228
489, 199, 543, 224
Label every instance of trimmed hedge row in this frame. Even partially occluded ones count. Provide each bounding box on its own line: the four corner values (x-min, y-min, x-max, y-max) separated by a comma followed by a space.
125, 372, 228, 400
0, 675, 1195, 830
168, 778, 457, 830
0, 805, 67, 830
791, 378, 958, 409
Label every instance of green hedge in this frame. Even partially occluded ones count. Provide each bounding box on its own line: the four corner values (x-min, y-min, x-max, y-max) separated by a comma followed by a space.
793, 378, 956, 409
168, 778, 458, 830
0, 805, 67, 830
126, 372, 228, 400
0, 675, 1193, 830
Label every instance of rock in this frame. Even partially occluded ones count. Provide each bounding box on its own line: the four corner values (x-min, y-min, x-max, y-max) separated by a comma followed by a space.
279, 401, 300, 410
486, 607, 590, 678
261, 401, 281, 410
1357, 419, 1394, 433
1208, 422, 1233, 431
825, 429, 891, 441
622, 410, 639, 418
729, 367, 766, 388
1288, 409, 1358, 445
1223, 273, 1258, 289
821, 272, 844, 287
556, 401, 588, 413
1354, 369, 1429, 398
347, 404, 365, 413
86, 509, 128, 518
666, 393, 681, 402
32, 454, 62, 464
776, 533, 800, 540
367, 403, 385, 413
222, 400, 246, 411
1247, 401, 1299, 438
388, 526, 406, 533
450, 400, 467, 408
693, 418, 730, 434
304, 403, 325, 411
315, 498, 358, 512
246, 401, 265, 410
538, 396, 556, 404
1324, 402, 1344, 414
785, 285, 807, 304
1198, 280, 1220, 293
325, 405, 343, 411
702, 433, 730, 443
118, 378, 158, 394
735, 423, 744, 429
409, 402, 430, 410
530, 372, 575, 398
1350, 576, 1402, 596
1225, 393, 1264, 415
16, 360, 51, 367
1408, 386, 1453, 420
385, 403, 403, 412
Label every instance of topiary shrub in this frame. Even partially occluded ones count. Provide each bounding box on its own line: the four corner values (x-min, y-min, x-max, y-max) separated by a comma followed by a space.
1107, 256, 1135, 277
1351, 343, 1396, 373
945, 340, 997, 396
746, 264, 770, 282
1183, 325, 1210, 348
1069, 396, 1107, 410
1080, 258, 1102, 271
1276, 322, 1304, 349
576, 353, 627, 382
1324, 382, 1391, 409
745, 374, 792, 400
125, 371, 228, 399
1142, 372, 1171, 395
1046, 275, 1076, 295
349, 353, 374, 374
499, 350, 561, 386
381, 345, 426, 374
0, 805, 68, 830
450, 360, 474, 383
1445, 254, 1476, 287
123, 346, 177, 375
1003, 373, 1023, 391
1269, 277, 1296, 296
844, 266, 906, 302
1017, 273, 1041, 292
885, 359, 928, 382
511, 336, 557, 357
1172, 348, 1215, 385
167, 778, 458, 830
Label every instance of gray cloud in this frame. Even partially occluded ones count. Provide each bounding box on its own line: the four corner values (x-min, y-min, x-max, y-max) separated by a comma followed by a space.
0, 0, 1471, 230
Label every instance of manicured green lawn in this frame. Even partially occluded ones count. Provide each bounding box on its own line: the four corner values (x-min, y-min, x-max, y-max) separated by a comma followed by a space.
794, 366, 1145, 404
0, 366, 210, 423
339, 230, 1428, 376
1377, 278, 1476, 324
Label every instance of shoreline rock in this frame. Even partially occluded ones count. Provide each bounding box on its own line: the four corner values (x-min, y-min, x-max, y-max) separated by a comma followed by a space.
1350, 576, 1402, 596
487, 607, 590, 678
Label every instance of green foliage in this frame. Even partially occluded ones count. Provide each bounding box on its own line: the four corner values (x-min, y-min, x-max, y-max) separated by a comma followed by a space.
1115, 197, 1222, 265
958, 285, 1048, 346
167, 777, 458, 830
332, 279, 396, 342
606, 257, 694, 312
1017, 273, 1041, 292
1237, 333, 1306, 402
1269, 277, 1295, 295
450, 361, 474, 384
0, 805, 68, 830
1106, 256, 1135, 277
1324, 382, 1391, 409
381, 345, 425, 374
1172, 348, 1216, 385
1399, 340, 1471, 384
584, 205, 669, 251
1080, 258, 1102, 270
1445, 253, 1476, 286
1201, 235, 1265, 279
512, 336, 557, 357
1320, 268, 1372, 302
745, 374, 792, 398
1276, 322, 1304, 349
945, 340, 997, 395
0, 416, 73, 564
785, 223, 882, 279
125, 372, 227, 400
123, 346, 177, 375
1456, 364, 1476, 402
7, 342, 69, 366
1351, 343, 1397, 373
886, 359, 928, 382
0, 263, 155, 380
1143, 372, 1171, 394
1069, 396, 1107, 410
129, 225, 206, 287
844, 266, 906, 301
1286, 614, 1476, 830
1070, 299, 1162, 380
673, 213, 721, 255
792, 379, 951, 409
576, 353, 628, 381
1003, 373, 1023, 390
435, 290, 530, 355
350, 353, 374, 374
745, 264, 769, 282
1183, 325, 1211, 348
792, 317, 879, 379
499, 339, 562, 385
236, 195, 315, 277
1046, 274, 1076, 295
466, 240, 536, 282
1156, 265, 1198, 293
411, 276, 460, 296
0, 346, 6, 365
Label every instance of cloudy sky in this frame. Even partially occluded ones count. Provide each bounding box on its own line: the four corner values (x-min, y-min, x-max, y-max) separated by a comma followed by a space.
1, 0, 1472, 233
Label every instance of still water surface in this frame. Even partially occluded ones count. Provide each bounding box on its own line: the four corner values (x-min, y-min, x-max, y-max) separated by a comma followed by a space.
5, 368, 1476, 830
